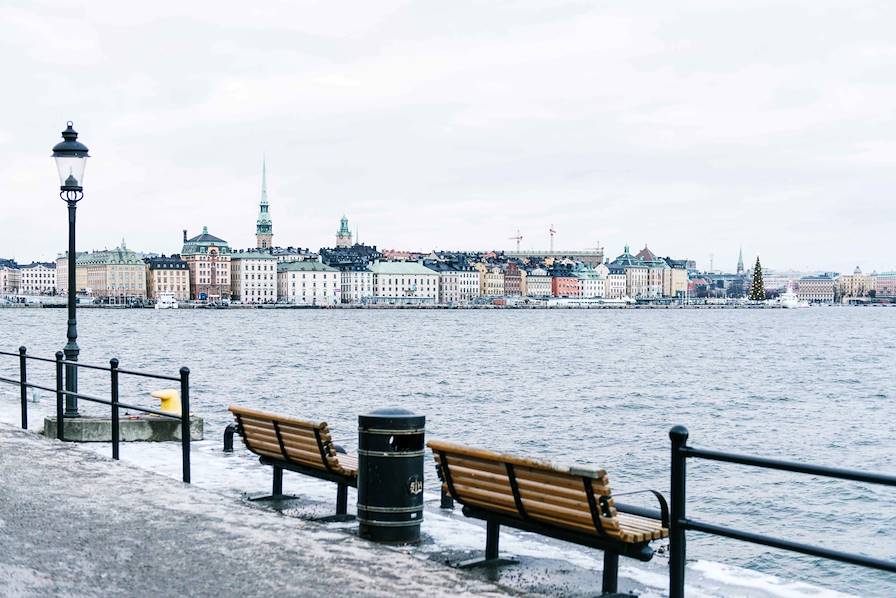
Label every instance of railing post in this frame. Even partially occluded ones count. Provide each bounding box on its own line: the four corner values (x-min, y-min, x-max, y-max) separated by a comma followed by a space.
179, 367, 191, 484
55, 352, 64, 441
669, 425, 689, 598
110, 358, 120, 460
18, 346, 27, 429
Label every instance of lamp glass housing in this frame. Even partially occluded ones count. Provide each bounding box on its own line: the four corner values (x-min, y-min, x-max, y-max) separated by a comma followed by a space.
55, 155, 87, 188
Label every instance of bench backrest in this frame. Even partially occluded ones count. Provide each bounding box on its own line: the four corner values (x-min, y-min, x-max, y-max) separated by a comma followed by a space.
428, 440, 628, 540
229, 405, 354, 477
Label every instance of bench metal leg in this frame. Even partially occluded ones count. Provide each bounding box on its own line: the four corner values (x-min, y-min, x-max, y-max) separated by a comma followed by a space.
273, 466, 283, 495
456, 521, 519, 568
440, 485, 454, 509
314, 483, 355, 523
601, 551, 619, 594
248, 466, 298, 502
336, 483, 348, 515
486, 520, 499, 560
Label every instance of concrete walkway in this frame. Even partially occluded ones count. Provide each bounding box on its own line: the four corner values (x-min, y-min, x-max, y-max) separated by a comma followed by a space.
0, 424, 513, 597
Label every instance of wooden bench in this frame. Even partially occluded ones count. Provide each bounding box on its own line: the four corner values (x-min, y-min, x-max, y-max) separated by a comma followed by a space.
428, 440, 669, 595
229, 405, 357, 519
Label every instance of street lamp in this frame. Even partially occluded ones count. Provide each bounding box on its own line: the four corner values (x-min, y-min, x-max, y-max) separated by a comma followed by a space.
52, 121, 89, 416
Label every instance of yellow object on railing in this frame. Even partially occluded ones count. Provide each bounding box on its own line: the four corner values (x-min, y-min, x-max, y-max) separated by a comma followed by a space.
151, 389, 181, 414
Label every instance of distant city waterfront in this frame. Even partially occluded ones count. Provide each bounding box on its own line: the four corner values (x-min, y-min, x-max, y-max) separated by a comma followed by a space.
2, 165, 893, 308
1, 307, 893, 595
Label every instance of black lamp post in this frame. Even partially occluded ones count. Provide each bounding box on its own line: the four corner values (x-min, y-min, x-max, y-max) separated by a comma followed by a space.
52, 122, 89, 416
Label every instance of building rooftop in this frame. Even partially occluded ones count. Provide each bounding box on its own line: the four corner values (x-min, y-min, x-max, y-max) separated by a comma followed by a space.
277, 261, 338, 273
231, 250, 278, 260
370, 261, 439, 275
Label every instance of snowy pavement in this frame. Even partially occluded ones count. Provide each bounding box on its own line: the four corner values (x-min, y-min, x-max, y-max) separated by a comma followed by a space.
0, 424, 513, 598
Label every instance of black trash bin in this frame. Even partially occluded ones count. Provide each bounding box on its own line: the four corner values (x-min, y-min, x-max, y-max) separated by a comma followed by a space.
357, 408, 426, 543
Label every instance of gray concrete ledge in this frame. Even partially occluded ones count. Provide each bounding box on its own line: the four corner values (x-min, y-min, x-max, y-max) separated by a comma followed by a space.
42, 415, 204, 441
0, 423, 511, 597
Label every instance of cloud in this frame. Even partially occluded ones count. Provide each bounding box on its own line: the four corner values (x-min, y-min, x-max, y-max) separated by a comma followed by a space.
1, 1, 894, 274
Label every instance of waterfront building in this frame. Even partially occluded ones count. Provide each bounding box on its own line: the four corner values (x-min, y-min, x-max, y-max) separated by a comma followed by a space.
635, 245, 669, 298
837, 267, 874, 298
75, 243, 147, 301
181, 227, 232, 301
663, 258, 690, 298
525, 268, 552, 298
797, 274, 836, 303
277, 261, 340, 305
0, 260, 20, 295
425, 262, 480, 304
19, 262, 57, 295
370, 261, 439, 304
573, 263, 603, 298
481, 266, 505, 297
231, 250, 278, 304
256, 160, 273, 249
336, 215, 353, 248
145, 255, 190, 301
874, 272, 896, 298
551, 274, 581, 298
503, 263, 527, 297
608, 246, 648, 298
606, 268, 626, 299
340, 266, 374, 304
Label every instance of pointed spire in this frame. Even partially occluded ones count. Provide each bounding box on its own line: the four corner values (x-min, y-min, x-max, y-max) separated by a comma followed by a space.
260, 156, 268, 205
737, 246, 744, 274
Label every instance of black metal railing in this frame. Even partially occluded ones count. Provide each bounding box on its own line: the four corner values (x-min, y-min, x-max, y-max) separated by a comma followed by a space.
668, 425, 896, 598
0, 347, 192, 483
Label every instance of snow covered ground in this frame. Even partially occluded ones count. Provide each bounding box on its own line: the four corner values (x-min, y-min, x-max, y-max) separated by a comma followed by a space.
0, 394, 855, 597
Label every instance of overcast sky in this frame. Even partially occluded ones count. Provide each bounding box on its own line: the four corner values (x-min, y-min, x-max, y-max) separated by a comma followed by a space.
2, 1, 894, 273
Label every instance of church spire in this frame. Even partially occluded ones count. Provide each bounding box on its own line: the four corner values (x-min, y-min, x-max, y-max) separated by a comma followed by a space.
737, 246, 744, 275
256, 158, 273, 249
261, 157, 268, 205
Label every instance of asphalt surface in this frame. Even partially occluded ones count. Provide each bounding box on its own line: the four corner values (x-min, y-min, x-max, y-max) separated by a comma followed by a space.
0, 424, 513, 597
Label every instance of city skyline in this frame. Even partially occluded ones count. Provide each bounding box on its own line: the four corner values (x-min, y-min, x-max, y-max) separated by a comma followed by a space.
3, 2, 896, 273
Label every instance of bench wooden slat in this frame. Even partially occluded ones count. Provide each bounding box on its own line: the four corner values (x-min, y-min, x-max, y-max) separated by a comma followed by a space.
437, 452, 610, 493
429, 440, 670, 546
239, 421, 324, 452
229, 405, 325, 430
429, 440, 607, 479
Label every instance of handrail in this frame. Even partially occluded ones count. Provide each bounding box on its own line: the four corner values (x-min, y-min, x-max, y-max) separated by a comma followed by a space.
668, 426, 896, 598
681, 446, 896, 486
0, 347, 191, 483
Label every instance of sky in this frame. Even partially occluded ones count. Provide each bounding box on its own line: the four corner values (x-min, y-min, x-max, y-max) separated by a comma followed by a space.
2, 1, 895, 274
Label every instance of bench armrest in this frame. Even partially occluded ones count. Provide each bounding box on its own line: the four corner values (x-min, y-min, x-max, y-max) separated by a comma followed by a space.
600, 489, 669, 529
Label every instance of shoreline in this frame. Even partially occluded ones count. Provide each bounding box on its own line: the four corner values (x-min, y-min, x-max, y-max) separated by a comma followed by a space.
1, 302, 886, 310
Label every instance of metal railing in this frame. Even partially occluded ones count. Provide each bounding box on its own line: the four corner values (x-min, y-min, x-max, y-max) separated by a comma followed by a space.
668, 425, 896, 598
0, 346, 192, 483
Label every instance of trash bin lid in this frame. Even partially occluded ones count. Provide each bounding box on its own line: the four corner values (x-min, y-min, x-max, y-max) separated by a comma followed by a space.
359, 407, 425, 430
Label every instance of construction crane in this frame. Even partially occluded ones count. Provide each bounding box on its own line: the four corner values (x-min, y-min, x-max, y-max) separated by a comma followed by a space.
549, 224, 556, 253
508, 229, 523, 252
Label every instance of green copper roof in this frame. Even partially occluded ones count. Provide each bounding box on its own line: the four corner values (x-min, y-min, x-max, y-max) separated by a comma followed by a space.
277, 261, 338, 272
337, 215, 351, 236
182, 226, 231, 255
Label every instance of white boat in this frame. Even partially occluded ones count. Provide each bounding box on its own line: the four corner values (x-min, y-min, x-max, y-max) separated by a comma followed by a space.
155, 293, 179, 310
776, 286, 809, 309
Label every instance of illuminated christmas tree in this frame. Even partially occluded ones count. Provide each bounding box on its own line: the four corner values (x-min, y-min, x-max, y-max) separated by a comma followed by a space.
748, 256, 765, 301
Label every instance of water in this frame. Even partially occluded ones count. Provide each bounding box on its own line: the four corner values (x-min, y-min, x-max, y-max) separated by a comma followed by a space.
1, 307, 894, 595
